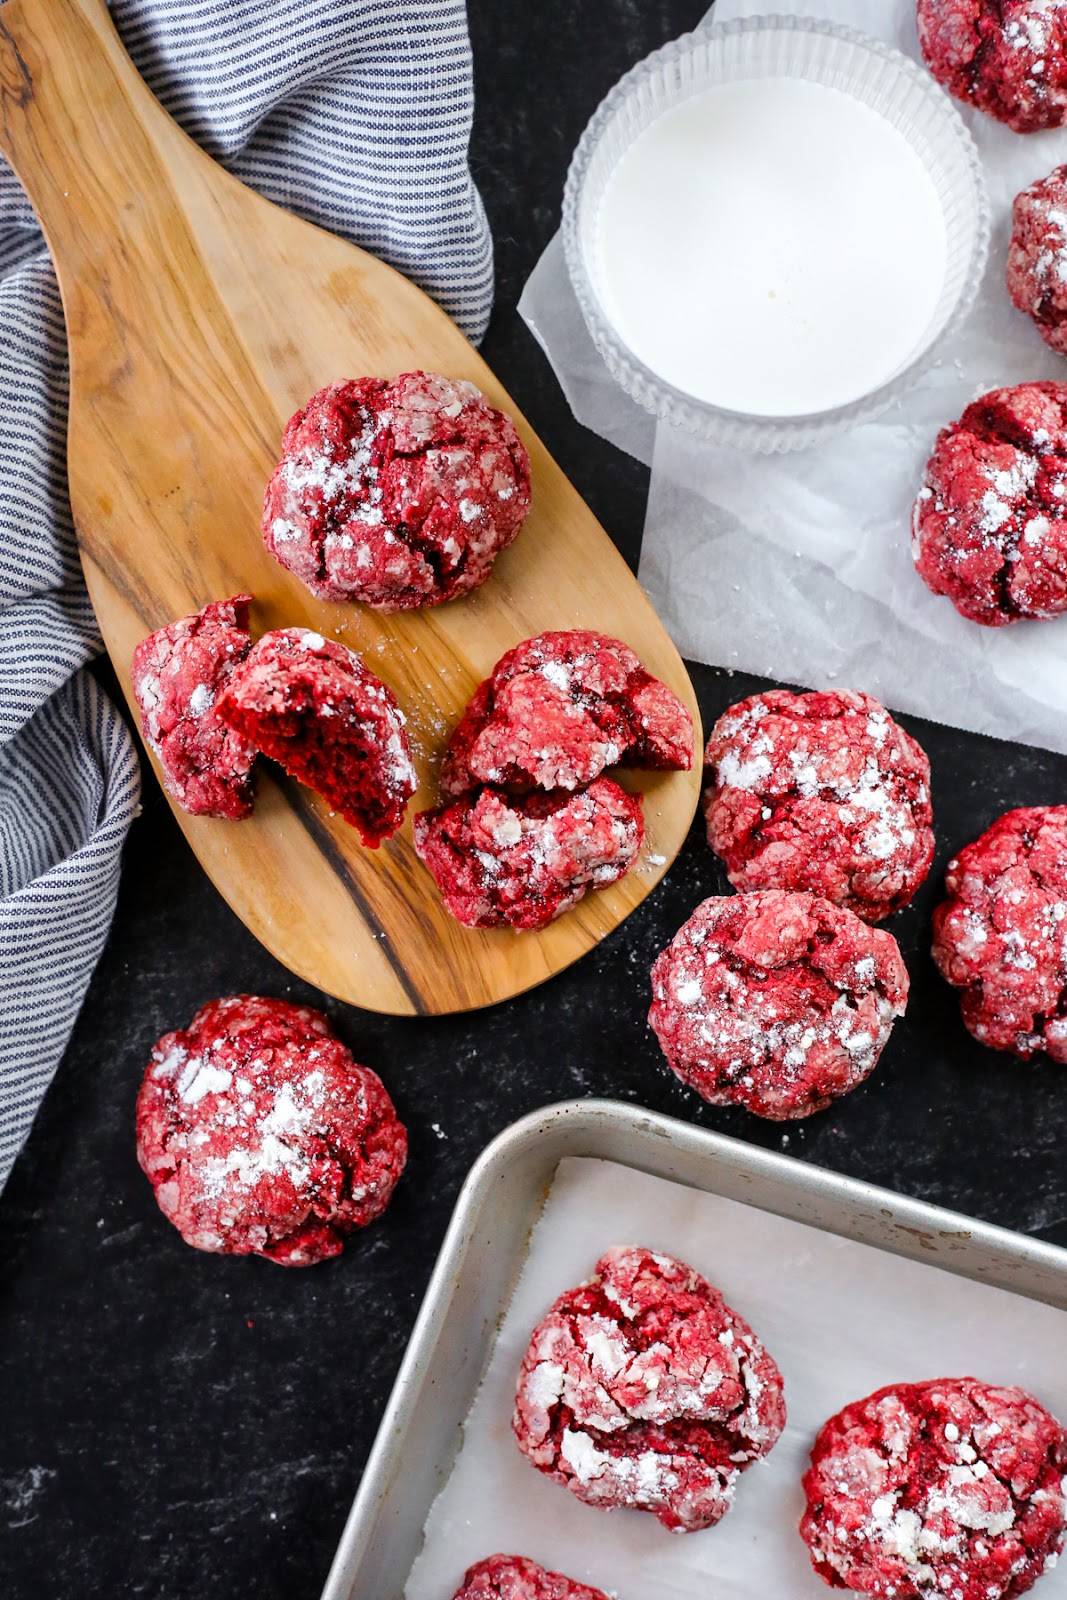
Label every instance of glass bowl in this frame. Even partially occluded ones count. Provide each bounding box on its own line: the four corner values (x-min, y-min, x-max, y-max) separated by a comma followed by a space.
562, 15, 990, 454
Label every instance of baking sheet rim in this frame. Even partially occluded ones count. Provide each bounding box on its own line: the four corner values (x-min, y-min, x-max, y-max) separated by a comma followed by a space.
320, 1097, 1067, 1600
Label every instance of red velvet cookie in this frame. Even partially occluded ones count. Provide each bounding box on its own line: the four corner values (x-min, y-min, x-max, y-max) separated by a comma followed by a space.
131, 594, 256, 819
216, 627, 416, 846
933, 805, 1067, 1059
452, 1555, 609, 1600
512, 1245, 785, 1534
703, 690, 934, 923
441, 630, 693, 798
1008, 164, 1067, 355
912, 383, 1067, 625
649, 891, 909, 1120
801, 1377, 1067, 1599
917, 0, 1067, 132
413, 779, 643, 930
136, 996, 407, 1266
263, 372, 531, 610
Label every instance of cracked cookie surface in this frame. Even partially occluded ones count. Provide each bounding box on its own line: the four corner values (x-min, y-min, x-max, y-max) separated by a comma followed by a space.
917, 0, 1067, 132
136, 996, 407, 1266
512, 1245, 785, 1534
417, 630, 688, 929
912, 383, 1067, 626
262, 372, 530, 610
933, 804, 1067, 1060
649, 890, 909, 1120
132, 594, 256, 819
413, 779, 643, 930
801, 1376, 1067, 1599
1008, 163, 1067, 355
703, 690, 933, 923
440, 629, 693, 798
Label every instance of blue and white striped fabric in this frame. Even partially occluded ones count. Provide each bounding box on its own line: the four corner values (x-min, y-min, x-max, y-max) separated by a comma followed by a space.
0, 0, 493, 1189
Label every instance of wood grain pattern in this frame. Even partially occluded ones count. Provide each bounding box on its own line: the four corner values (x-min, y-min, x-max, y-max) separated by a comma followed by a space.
0, 0, 702, 1015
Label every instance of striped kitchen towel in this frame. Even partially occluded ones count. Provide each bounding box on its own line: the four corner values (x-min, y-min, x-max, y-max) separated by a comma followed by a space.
0, 0, 493, 1190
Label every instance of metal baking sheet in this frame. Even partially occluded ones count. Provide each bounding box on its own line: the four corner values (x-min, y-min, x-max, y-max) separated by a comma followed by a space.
320, 1099, 1067, 1600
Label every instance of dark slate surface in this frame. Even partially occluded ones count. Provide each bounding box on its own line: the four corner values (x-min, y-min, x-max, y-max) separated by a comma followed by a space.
2, 3, 1065, 1597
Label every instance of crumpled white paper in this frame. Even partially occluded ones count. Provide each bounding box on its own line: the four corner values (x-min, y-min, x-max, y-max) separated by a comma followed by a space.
405, 1156, 1067, 1599
519, 0, 1067, 753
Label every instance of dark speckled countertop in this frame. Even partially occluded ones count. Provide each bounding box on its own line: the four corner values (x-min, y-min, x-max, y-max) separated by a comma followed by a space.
2, 3, 1065, 1596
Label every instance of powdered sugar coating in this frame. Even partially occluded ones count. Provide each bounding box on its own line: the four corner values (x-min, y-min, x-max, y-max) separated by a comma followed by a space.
131, 594, 256, 819
216, 627, 416, 846
703, 690, 934, 923
1008, 164, 1067, 355
917, 0, 1067, 132
933, 805, 1067, 1060
512, 1245, 785, 1535
441, 630, 693, 798
912, 383, 1067, 625
262, 372, 531, 610
136, 996, 407, 1266
649, 890, 909, 1120
413, 779, 643, 930
801, 1377, 1067, 1599
451, 1555, 608, 1600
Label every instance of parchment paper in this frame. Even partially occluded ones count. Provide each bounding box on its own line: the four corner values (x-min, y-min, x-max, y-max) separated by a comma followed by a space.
406, 1156, 1067, 1599
519, 0, 1067, 754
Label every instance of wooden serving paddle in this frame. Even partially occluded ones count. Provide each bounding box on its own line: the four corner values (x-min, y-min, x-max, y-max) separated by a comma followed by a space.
0, 0, 701, 1016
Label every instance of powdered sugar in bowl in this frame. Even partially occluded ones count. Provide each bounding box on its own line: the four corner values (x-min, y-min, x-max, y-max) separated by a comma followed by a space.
563, 17, 989, 453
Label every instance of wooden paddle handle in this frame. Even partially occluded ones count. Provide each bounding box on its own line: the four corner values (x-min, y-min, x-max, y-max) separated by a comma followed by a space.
0, 0, 186, 274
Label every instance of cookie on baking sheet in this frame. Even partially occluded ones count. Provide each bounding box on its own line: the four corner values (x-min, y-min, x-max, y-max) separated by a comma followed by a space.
512, 1245, 785, 1534
801, 1376, 1067, 1599
451, 1555, 610, 1600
